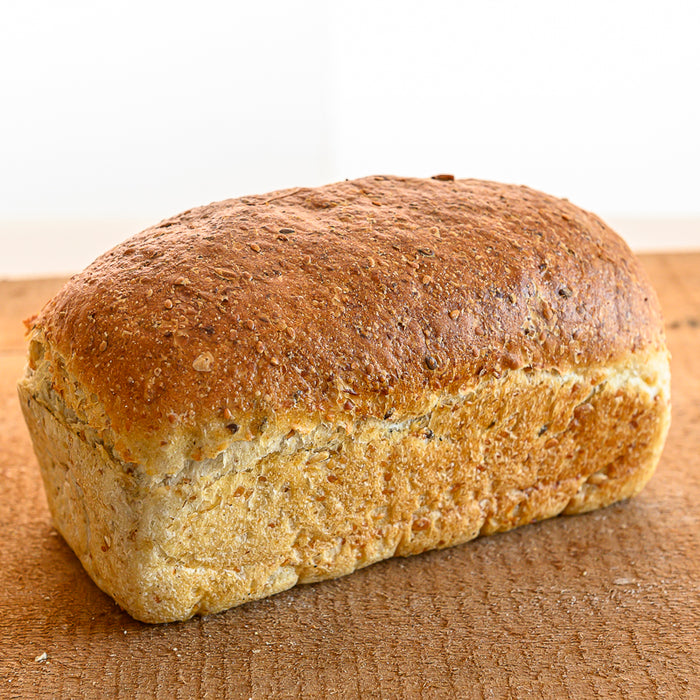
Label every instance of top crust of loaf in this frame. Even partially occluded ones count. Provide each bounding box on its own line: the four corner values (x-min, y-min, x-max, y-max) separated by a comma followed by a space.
26, 176, 666, 473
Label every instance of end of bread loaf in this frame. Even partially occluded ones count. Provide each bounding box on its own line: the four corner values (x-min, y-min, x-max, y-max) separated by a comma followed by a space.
18, 176, 671, 622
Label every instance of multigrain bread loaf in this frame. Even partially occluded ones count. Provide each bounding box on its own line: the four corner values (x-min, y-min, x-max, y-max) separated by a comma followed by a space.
18, 175, 670, 623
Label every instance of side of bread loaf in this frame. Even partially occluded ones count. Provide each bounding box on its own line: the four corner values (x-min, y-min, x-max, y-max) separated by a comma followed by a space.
18, 176, 671, 622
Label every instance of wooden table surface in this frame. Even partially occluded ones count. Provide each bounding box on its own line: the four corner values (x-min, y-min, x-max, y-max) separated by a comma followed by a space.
1, 255, 699, 699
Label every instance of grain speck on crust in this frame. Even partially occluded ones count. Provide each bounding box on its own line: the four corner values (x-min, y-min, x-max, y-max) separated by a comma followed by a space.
425, 355, 439, 371
192, 352, 214, 372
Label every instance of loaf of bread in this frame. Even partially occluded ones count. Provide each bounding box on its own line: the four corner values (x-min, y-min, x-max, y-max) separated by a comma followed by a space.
18, 176, 670, 623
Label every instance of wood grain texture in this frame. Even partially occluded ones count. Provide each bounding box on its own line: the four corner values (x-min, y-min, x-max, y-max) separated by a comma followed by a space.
1, 255, 699, 699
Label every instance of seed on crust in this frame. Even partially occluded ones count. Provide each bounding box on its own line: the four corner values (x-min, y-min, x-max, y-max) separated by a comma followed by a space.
425, 355, 438, 370
192, 352, 214, 372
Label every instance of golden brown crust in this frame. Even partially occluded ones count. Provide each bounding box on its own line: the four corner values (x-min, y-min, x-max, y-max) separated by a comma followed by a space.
30, 176, 665, 470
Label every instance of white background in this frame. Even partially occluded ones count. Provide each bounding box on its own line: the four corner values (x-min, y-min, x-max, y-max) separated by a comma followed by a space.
1, 0, 699, 276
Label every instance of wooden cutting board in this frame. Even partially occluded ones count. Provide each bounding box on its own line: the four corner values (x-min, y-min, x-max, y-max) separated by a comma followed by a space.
1, 254, 699, 699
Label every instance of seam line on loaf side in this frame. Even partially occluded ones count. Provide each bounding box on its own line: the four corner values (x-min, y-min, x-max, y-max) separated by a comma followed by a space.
21, 353, 669, 491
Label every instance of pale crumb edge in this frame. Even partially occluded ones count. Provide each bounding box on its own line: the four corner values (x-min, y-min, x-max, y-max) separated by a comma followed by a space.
18, 349, 671, 623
